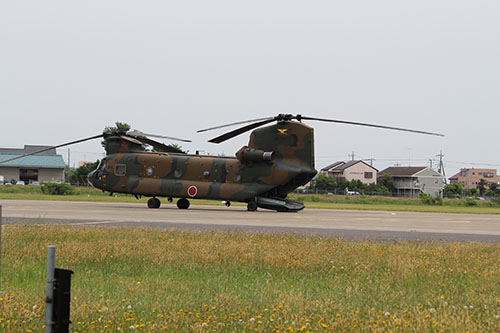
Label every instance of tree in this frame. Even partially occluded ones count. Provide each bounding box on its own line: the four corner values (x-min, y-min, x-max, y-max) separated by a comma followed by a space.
489, 182, 499, 194
443, 181, 463, 197
476, 178, 487, 196
69, 161, 99, 185
313, 174, 337, 191
102, 122, 132, 148
378, 174, 394, 192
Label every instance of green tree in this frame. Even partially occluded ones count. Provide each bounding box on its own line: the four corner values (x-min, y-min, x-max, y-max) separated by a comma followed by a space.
443, 181, 463, 197
69, 161, 99, 185
313, 174, 337, 191
476, 178, 487, 196
102, 122, 132, 148
378, 174, 394, 192
466, 188, 479, 196
489, 182, 499, 194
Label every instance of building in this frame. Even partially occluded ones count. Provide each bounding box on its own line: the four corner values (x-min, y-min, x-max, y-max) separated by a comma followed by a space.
448, 168, 500, 190
321, 160, 378, 184
378, 166, 445, 197
0, 145, 66, 184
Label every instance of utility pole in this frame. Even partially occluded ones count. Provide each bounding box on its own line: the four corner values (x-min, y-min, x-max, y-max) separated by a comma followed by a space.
348, 151, 355, 161
436, 150, 446, 178
365, 158, 376, 166
429, 159, 433, 168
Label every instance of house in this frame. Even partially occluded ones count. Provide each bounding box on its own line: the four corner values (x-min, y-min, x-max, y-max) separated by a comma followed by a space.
0, 145, 66, 184
321, 160, 378, 184
378, 166, 445, 197
448, 168, 500, 191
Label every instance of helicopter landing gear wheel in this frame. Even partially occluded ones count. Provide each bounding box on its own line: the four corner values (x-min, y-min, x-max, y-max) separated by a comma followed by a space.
177, 198, 190, 209
247, 201, 257, 211
147, 197, 161, 209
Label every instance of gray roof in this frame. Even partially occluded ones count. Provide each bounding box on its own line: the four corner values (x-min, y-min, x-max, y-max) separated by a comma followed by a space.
0, 153, 65, 169
0, 145, 57, 155
322, 160, 378, 172
321, 161, 344, 171
378, 167, 426, 177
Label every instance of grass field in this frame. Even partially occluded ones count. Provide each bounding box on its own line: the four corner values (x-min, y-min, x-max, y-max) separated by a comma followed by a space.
1, 225, 499, 331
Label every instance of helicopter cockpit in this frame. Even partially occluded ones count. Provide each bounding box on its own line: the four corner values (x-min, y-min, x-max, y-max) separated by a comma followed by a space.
87, 158, 107, 187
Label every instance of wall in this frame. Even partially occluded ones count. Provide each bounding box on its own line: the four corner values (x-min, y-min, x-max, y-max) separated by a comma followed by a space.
454, 169, 500, 190
39, 169, 65, 182
416, 168, 445, 197
0, 167, 20, 183
344, 163, 377, 184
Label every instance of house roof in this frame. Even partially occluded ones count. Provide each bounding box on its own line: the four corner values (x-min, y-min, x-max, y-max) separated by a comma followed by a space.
322, 160, 378, 172
378, 166, 427, 177
321, 161, 345, 171
336, 160, 378, 172
0, 145, 57, 155
0, 153, 65, 169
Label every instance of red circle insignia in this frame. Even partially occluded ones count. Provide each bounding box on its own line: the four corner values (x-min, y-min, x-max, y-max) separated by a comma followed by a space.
187, 185, 198, 197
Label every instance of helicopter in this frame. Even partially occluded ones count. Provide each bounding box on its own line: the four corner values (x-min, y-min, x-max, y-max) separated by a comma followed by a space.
0, 115, 443, 212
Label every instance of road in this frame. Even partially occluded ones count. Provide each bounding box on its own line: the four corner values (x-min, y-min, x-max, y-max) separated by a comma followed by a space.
1, 199, 500, 241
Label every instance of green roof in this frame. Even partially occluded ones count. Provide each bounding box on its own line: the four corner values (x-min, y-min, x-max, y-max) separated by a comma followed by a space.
0, 153, 65, 169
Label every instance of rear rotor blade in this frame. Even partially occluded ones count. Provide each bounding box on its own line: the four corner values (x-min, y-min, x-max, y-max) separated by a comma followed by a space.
301, 116, 444, 137
0, 134, 104, 165
197, 116, 275, 133
208, 118, 277, 143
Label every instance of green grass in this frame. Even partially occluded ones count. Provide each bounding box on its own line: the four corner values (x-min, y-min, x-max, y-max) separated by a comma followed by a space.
1, 225, 500, 331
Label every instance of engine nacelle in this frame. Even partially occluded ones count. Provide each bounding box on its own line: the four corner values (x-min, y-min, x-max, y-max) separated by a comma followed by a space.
236, 146, 274, 163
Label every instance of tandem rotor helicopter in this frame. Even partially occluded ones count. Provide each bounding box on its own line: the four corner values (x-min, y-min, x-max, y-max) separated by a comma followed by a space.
0, 115, 443, 212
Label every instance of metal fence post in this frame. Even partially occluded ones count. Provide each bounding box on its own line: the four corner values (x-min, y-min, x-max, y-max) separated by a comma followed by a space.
45, 246, 56, 333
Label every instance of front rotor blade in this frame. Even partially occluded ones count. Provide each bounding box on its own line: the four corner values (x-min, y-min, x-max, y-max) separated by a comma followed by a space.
126, 135, 185, 153
0, 134, 104, 165
197, 116, 275, 133
127, 130, 191, 143
208, 119, 277, 143
301, 116, 444, 137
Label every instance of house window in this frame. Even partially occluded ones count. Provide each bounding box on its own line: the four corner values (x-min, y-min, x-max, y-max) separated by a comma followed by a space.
364, 172, 373, 179
115, 164, 126, 176
434, 179, 439, 185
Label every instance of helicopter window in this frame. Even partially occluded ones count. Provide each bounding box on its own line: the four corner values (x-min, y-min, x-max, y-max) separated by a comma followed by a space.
174, 168, 183, 178
96, 159, 107, 176
115, 164, 126, 176
97, 159, 107, 171
145, 167, 153, 176
233, 173, 241, 182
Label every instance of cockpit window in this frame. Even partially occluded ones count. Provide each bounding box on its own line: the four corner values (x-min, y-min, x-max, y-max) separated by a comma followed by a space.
97, 158, 107, 171
115, 164, 126, 176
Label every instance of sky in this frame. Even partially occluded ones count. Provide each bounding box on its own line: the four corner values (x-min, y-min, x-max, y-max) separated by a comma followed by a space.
1, 1, 499, 177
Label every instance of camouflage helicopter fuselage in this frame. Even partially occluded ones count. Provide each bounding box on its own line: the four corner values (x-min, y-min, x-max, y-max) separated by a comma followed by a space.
88, 121, 317, 211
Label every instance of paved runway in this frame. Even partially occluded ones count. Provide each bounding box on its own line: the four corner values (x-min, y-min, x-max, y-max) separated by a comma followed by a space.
1, 199, 500, 241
